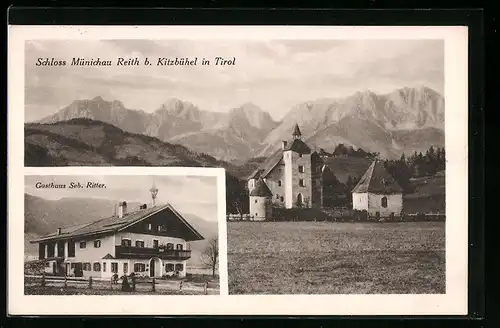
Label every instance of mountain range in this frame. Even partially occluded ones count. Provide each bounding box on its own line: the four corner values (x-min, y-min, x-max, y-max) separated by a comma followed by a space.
35, 86, 444, 162
24, 193, 218, 266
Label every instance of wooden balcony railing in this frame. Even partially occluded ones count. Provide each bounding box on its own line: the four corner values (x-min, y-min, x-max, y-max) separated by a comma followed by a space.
114, 246, 191, 260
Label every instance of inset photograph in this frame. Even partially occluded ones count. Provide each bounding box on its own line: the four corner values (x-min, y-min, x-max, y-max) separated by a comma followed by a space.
24, 174, 220, 295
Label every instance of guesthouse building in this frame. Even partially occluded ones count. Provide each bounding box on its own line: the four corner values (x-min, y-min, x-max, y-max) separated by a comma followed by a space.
30, 184, 204, 279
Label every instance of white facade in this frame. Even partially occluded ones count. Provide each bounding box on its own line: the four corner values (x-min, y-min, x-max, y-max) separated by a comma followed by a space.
38, 231, 192, 279
249, 195, 272, 221
352, 192, 403, 217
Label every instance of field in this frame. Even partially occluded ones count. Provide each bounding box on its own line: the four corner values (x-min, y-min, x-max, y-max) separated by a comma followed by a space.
228, 221, 445, 295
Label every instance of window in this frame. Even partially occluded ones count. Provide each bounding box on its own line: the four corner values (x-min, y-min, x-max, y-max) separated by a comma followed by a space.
298, 165, 304, 173
299, 179, 305, 187
103, 262, 107, 272
94, 240, 101, 248
175, 263, 184, 271
79, 241, 86, 249
381, 196, 388, 208
166, 263, 175, 271
123, 263, 128, 274
111, 262, 118, 273
166, 243, 174, 250
68, 241, 75, 257
134, 263, 146, 272
121, 238, 131, 247
93, 262, 101, 272
83, 263, 91, 271
45, 262, 50, 268
158, 225, 162, 232
147, 223, 152, 231
299, 153, 303, 158
254, 199, 258, 203
176, 244, 183, 250
153, 240, 159, 249
280, 196, 284, 202
135, 240, 145, 248
278, 180, 282, 186
276, 194, 280, 199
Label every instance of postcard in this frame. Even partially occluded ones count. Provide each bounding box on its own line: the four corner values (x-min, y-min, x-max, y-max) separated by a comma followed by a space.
8, 25, 468, 315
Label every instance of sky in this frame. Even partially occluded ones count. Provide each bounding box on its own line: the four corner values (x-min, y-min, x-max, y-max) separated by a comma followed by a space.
25, 39, 444, 122
24, 175, 218, 222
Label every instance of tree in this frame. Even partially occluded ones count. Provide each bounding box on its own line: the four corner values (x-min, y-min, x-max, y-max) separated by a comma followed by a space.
201, 236, 219, 278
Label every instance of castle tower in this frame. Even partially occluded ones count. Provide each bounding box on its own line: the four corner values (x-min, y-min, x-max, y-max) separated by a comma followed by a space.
249, 178, 273, 221
283, 123, 313, 209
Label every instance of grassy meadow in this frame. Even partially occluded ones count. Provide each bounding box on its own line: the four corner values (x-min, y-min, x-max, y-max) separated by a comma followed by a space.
227, 221, 445, 295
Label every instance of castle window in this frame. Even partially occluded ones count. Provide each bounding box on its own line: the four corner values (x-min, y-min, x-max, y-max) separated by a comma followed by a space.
103, 262, 107, 272
299, 179, 305, 187
83, 263, 91, 271
135, 240, 145, 248
79, 241, 86, 249
299, 154, 303, 158
255, 199, 258, 203
278, 180, 282, 186
381, 196, 388, 208
111, 262, 118, 273
94, 240, 101, 248
280, 196, 284, 202
166, 263, 175, 271
93, 262, 101, 272
175, 264, 184, 271
298, 165, 304, 173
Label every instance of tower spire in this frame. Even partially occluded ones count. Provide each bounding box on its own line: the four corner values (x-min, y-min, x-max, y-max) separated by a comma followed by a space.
292, 123, 302, 139
149, 177, 159, 207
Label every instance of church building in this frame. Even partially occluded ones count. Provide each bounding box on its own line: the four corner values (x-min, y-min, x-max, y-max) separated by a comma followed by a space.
247, 124, 323, 218
351, 159, 404, 217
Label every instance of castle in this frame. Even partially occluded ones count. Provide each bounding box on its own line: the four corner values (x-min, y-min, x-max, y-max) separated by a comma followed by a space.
247, 124, 324, 220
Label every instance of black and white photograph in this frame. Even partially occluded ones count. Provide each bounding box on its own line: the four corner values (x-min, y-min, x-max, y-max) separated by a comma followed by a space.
24, 38, 446, 295
8, 25, 468, 315
24, 174, 220, 295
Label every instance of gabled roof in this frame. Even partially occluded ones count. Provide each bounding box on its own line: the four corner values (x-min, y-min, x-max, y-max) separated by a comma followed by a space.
351, 160, 403, 194
249, 178, 273, 197
30, 203, 204, 243
248, 140, 313, 181
247, 149, 283, 180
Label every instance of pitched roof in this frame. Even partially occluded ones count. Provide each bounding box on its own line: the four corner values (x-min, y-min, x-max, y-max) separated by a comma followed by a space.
247, 149, 283, 179
284, 139, 311, 154
351, 160, 403, 194
249, 178, 273, 197
248, 140, 313, 181
30, 203, 204, 243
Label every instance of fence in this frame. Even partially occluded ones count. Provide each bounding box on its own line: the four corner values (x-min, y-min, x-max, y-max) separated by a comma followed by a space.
226, 209, 445, 223
24, 274, 216, 295
227, 214, 255, 221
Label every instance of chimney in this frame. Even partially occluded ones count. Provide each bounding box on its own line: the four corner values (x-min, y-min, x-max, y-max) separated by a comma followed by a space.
118, 201, 127, 218
56, 228, 61, 235
282, 141, 288, 150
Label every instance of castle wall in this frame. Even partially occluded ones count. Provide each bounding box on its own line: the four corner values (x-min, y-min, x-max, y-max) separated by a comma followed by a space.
264, 163, 286, 206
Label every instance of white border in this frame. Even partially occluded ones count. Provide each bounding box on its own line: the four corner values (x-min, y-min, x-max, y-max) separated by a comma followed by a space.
8, 25, 468, 316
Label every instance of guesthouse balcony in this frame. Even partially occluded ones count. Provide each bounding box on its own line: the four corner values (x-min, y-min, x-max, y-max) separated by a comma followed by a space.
114, 245, 192, 260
